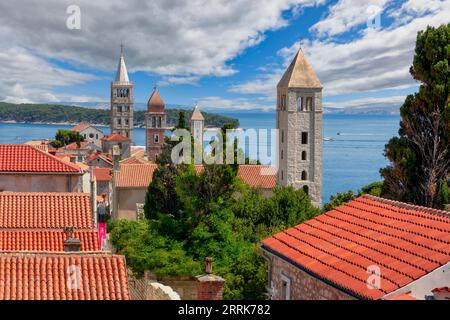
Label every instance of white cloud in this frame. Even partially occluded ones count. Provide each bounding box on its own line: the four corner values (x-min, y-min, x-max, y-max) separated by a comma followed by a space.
229, 69, 283, 98
157, 75, 201, 87
0, 48, 97, 103
0, 0, 326, 104
199, 96, 273, 111
0, 0, 323, 78
324, 95, 407, 109
310, 0, 389, 37
229, 0, 449, 105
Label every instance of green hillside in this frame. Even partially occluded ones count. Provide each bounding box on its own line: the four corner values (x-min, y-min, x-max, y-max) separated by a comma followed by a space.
0, 102, 239, 128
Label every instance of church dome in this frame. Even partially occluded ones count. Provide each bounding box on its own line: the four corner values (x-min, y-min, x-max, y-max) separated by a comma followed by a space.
147, 87, 165, 113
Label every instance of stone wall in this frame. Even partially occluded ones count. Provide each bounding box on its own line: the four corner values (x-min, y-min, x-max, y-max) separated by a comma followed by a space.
277, 86, 323, 208
158, 276, 198, 300
269, 254, 354, 300
0, 174, 82, 192
128, 271, 181, 300
116, 187, 146, 220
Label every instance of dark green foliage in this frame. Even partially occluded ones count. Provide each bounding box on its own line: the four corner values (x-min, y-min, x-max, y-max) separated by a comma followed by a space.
0, 102, 239, 128
51, 129, 84, 147
360, 181, 384, 197
381, 24, 450, 208
323, 190, 358, 212
110, 161, 320, 299
108, 219, 201, 277
177, 111, 187, 129
323, 181, 385, 212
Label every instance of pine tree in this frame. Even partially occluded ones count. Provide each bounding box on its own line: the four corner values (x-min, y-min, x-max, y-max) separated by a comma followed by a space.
381, 24, 450, 208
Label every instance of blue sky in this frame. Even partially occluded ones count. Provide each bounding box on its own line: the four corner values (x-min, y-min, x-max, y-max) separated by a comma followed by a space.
0, 0, 448, 111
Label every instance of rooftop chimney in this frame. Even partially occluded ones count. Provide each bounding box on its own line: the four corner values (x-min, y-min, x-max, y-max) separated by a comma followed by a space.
63, 226, 81, 252
196, 257, 224, 300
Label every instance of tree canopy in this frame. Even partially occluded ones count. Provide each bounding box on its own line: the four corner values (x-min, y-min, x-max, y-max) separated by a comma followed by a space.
110, 162, 320, 299
380, 24, 450, 208
50, 129, 84, 148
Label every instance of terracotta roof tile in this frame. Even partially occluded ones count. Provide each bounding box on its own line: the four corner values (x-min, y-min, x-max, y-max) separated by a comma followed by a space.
0, 230, 99, 251
88, 152, 113, 165
114, 164, 277, 189
64, 141, 94, 150
115, 164, 157, 188
237, 165, 277, 188
101, 133, 130, 142
147, 87, 165, 113
0, 145, 81, 173
92, 168, 112, 182
120, 156, 151, 165
0, 253, 130, 300
261, 195, 450, 300
71, 123, 91, 132
0, 193, 93, 229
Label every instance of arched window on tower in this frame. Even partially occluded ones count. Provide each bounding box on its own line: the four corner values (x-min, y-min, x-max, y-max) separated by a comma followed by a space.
303, 185, 309, 195
302, 151, 307, 161
152, 117, 156, 128
306, 97, 313, 111
301, 171, 307, 180
297, 97, 303, 111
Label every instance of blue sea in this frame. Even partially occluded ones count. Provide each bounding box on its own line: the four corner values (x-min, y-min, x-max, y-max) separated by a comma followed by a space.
0, 112, 399, 204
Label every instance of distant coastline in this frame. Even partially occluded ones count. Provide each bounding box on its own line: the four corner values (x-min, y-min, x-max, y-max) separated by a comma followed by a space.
0, 102, 239, 128
0, 120, 109, 127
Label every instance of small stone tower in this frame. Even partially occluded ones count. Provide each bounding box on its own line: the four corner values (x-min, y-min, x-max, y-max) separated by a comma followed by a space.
145, 87, 167, 162
110, 45, 134, 142
190, 104, 204, 144
277, 48, 323, 207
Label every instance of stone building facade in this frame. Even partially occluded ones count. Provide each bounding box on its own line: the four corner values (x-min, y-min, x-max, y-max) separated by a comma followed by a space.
276, 49, 323, 207
101, 133, 131, 159
72, 123, 104, 147
110, 45, 134, 142
266, 253, 354, 300
145, 87, 167, 162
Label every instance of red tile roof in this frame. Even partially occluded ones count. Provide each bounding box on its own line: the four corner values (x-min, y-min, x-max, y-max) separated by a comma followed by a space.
0, 145, 81, 173
0, 193, 93, 229
115, 164, 157, 188
261, 195, 450, 300
64, 141, 94, 150
92, 168, 112, 182
114, 164, 277, 189
238, 165, 277, 189
71, 123, 91, 132
0, 253, 130, 300
101, 133, 130, 142
0, 230, 99, 252
120, 156, 149, 165
88, 152, 113, 165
